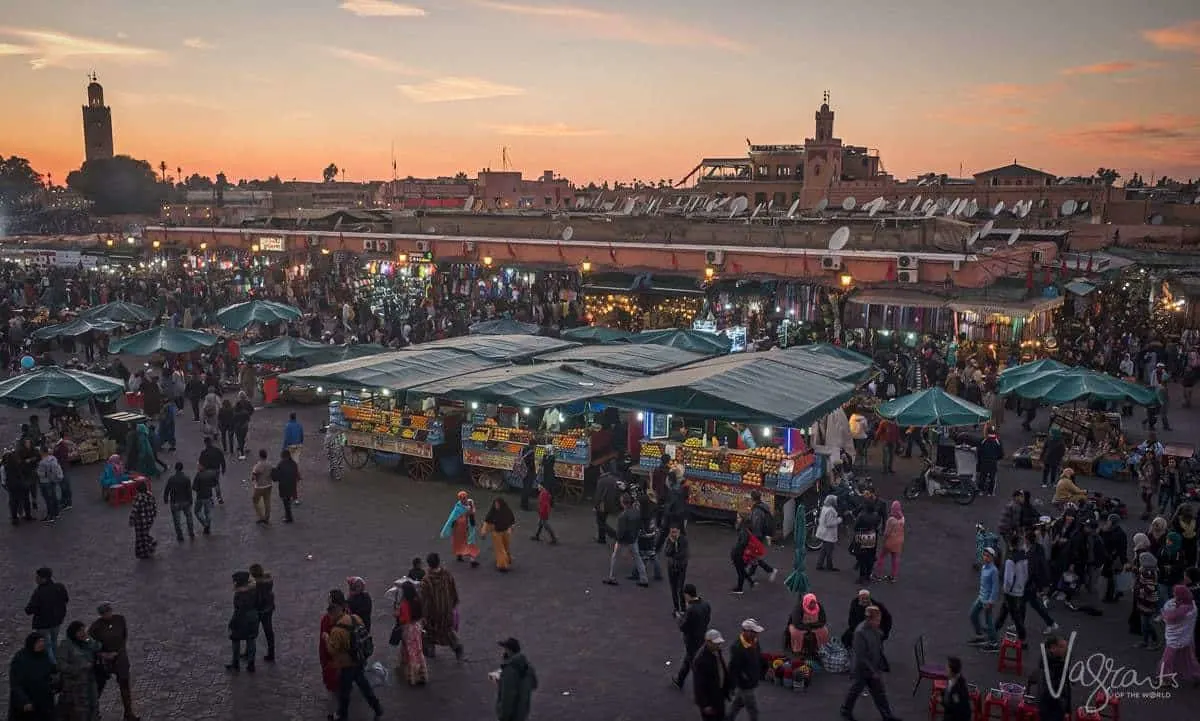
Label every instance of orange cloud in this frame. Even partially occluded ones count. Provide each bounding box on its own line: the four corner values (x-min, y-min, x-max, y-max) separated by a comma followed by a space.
1061, 60, 1137, 76
487, 123, 607, 138
324, 47, 421, 75
474, 1, 745, 52
973, 82, 1059, 101
1142, 20, 1200, 53
338, 0, 426, 17
397, 76, 524, 103
1060, 115, 1200, 148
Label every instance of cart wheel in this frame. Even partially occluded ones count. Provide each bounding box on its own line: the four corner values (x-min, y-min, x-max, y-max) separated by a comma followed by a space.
345, 446, 370, 470
405, 457, 436, 482
469, 467, 492, 489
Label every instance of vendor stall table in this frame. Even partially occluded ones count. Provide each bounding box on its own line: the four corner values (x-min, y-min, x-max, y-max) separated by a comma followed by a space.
462, 423, 533, 491
337, 400, 455, 481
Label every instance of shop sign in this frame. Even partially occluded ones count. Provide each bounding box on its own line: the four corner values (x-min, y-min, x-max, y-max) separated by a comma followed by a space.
258, 237, 285, 252
554, 461, 585, 481
688, 480, 773, 513
397, 439, 434, 459
463, 449, 518, 471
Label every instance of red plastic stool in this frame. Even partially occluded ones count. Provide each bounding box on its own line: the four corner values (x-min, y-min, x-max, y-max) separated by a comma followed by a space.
1016, 697, 1040, 721
969, 685, 983, 721
998, 634, 1024, 675
982, 690, 1011, 721
1091, 692, 1120, 721
108, 482, 136, 507
928, 679, 948, 720
1076, 709, 1102, 721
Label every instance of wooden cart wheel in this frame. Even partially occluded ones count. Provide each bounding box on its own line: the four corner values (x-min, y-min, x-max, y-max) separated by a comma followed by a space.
469, 467, 491, 489
405, 456, 436, 482
345, 446, 371, 469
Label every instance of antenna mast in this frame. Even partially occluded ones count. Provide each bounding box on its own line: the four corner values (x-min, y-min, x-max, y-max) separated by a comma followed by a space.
501, 146, 512, 171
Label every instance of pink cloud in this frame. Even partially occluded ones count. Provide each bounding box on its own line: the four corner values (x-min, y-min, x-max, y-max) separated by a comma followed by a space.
1142, 20, 1200, 53
1061, 60, 1137, 75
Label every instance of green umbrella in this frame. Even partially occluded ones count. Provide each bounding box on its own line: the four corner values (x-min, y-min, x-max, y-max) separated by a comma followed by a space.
1005, 367, 1157, 406
31, 317, 123, 340
109, 326, 220, 355
797, 342, 874, 367
560, 326, 633, 345
784, 502, 810, 595
0, 366, 125, 407
997, 359, 1069, 394
877, 388, 991, 427
241, 336, 333, 362
215, 300, 303, 330
80, 301, 156, 324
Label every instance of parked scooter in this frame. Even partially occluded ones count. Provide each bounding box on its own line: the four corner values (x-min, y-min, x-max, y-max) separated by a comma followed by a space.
903, 456, 978, 505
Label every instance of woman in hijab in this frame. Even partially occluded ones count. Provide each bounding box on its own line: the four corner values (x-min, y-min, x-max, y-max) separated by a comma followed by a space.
346, 577, 373, 632
784, 592, 830, 664
57, 621, 101, 721
393, 581, 429, 686
1160, 584, 1200, 681
1128, 535, 1152, 635
439, 491, 479, 567
815, 494, 842, 572
127, 481, 157, 560
1149, 516, 1169, 555
100, 454, 127, 496
1134, 553, 1161, 648
132, 423, 165, 478
874, 501, 905, 582
318, 591, 345, 705
1171, 503, 1198, 568
323, 425, 345, 482
8, 633, 55, 720
481, 497, 517, 572
1158, 531, 1186, 604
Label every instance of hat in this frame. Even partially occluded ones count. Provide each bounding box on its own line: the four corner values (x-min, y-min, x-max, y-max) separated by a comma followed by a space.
704, 629, 725, 644
741, 618, 765, 633
96, 603, 113, 615
682, 583, 698, 597
498, 638, 521, 654
456, 490, 468, 500
802, 593, 820, 616
983, 547, 996, 557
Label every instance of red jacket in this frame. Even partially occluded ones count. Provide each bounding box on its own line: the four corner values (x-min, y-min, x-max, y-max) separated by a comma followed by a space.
742, 533, 766, 564
537, 487, 553, 520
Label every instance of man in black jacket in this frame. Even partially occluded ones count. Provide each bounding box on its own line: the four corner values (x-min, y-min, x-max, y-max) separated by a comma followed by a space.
726, 619, 763, 721
1040, 431, 1066, 488
841, 606, 899, 721
592, 471, 621, 544
692, 629, 729, 721
976, 427, 1004, 496
603, 496, 647, 586
192, 465, 221, 535
664, 526, 691, 615
746, 491, 777, 581
1027, 635, 1073, 721
185, 373, 206, 422
672, 584, 710, 689
198, 437, 226, 503
24, 567, 68, 665
163, 462, 195, 541
1100, 514, 1129, 603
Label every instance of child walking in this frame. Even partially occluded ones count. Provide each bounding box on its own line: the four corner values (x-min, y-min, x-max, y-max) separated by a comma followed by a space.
873, 500, 905, 582
530, 484, 558, 544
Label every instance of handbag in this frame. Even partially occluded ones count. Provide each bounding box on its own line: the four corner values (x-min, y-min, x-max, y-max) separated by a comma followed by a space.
388, 622, 404, 647
1114, 570, 1135, 594
817, 640, 850, 674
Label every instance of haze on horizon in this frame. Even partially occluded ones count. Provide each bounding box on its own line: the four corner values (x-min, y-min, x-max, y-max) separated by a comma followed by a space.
2, 0, 1199, 186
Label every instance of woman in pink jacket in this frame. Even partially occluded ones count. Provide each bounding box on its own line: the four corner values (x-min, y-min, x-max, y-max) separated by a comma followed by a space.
874, 501, 905, 582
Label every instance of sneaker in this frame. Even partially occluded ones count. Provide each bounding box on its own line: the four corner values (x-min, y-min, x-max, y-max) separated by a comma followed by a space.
602, 578, 618, 586
731, 588, 745, 595
60, 505, 72, 511
1043, 623, 1060, 634
637, 581, 649, 588
671, 677, 683, 690
967, 636, 987, 646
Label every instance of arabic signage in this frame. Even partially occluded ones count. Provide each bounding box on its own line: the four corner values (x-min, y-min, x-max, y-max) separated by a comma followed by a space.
463, 449, 519, 471
258, 237, 285, 252
688, 480, 773, 514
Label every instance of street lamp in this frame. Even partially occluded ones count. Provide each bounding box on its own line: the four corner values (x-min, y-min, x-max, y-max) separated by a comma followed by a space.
482, 255, 493, 267
251, 244, 260, 253
152, 240, 160, 249
704, 266, 715, 279
581, 258, 592, 273
199, 242, 207, 250
839, 273, 853, 288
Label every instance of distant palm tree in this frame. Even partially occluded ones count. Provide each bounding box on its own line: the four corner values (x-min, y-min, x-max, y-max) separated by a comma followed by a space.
159, 161, 167, 183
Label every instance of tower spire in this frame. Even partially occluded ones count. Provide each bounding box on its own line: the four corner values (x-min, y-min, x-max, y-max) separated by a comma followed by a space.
823, 89, 830, 105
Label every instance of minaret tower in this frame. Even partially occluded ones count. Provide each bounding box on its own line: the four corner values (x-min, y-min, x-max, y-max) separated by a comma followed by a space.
82, 73, 114, 162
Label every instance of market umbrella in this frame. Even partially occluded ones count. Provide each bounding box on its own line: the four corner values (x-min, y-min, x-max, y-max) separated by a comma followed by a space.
215, 300, 303, 330
467, 318, 540, 336
0, 366, 125, 407
877, 388, 991, 427
109, 326, 220, 355
1004, 367, 1157, 406
629, 328, 732, 355
240, 336, 333, 362
560, 326, 633, 345
31, 316, 124, 340
79, 301, 156, 324
996, 358, 1070, 394
784, 502, 810, 595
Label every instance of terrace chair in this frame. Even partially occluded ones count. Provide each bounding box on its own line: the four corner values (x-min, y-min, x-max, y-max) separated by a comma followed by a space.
913, 634, 949, 696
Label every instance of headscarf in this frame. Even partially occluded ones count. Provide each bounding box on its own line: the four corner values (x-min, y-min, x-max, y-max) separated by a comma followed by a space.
889, 500, 903, 520
1132, 532, 1150, 551
23, 632, 45, 654
802, 593, 820, 618
823, 494, 837, 508
1174, 584, 1195, 607
346, 576, 366, 594
456, 490, 468, 501
1150, 517, 1168, 538
1138, 552, 1158, 570
108, 454, 124, 474
1163, 531, 1182, 558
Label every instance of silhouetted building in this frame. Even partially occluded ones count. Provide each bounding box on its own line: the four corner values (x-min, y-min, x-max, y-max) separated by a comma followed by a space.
82, 73, 114, 162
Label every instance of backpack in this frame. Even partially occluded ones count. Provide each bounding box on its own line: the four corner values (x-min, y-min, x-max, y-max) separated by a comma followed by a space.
347, 619, 374, 665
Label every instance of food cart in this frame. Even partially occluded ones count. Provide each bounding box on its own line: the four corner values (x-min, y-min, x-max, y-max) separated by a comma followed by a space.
461, 421, 534, 490
1015, 407, 1125, 477
334, 394, 461, 480
534, 425, 618, 500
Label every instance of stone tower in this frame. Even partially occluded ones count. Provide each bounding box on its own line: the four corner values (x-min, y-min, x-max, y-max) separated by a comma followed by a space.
82, 73, 114, 162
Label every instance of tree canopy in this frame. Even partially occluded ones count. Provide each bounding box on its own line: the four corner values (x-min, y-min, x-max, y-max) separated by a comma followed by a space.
66, 155, 166, 215
0, 156, 43, 208
322, 163, 339, 183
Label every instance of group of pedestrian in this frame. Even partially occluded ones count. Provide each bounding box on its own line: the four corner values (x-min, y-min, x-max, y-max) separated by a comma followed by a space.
3, 418, 73, 526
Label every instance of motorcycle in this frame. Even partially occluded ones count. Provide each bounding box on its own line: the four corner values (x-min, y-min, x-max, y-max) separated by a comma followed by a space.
903, 457, 977, 506
805, 453, 872, 550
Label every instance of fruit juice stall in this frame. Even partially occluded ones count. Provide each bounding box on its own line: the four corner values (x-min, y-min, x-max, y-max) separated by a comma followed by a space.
335, 394, 463, 480
593, 351, 861, 531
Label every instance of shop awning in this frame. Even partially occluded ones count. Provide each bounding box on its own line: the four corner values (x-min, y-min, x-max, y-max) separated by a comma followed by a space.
279, 349, 500, 391
408, 362, 640, 408
948, 295, 1063, 316
534, 344, 712, 374
407, 334, 579, 362
594, 354, 857, 427
761, 346, 874, 384
582, 272, 707, 296
849, 290, 947, 309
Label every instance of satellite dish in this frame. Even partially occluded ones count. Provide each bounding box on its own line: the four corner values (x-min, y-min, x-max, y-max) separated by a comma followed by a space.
786, 198, 801, 218
1017, 202, 1031, 219
868, 202, 881, 218
992, 201, 1005, 216
620, 198, 635, 215
966, 230, 979, 246
766, 199, 775, 212
562, 226, 574, 241
870, 196, 885, 210
979, 220, 995, 238
948, 198, 962, 215
1007, 229, 1020, 246
1039, 199, 1049, 208
1079, 200, 1090, 213
749, 203, 763, 221
815, 198, 829, 212
704, 198, 718, 212
1193, 196, 1200, 205
829, 226, 851, 251
897, 198, 909, 212
713, 196, 730, 210
1061, 199, 1078, 216
924, 203, 937, 218
966, 199, 980, 217
728, 196, 749, 217
922, 199, 934, 212
911, 194, 923, 210
1150, 214, 1164, 225
463, 194, 475, 211
842, 197, 857, 211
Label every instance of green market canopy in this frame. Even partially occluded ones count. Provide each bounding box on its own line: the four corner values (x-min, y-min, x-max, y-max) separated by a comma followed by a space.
0, 366, 125, 408
794, 343, 874, 367
996, 359, 1070, 394
240, 337, 389, 364
559, 326, 634, 345
31, 317, 124, 340
109, 326, 220, 355
216, 300, 303, 330
279, 349, 499, 392
406, 334, 579, 363
534, 344, 711, 374
468, 319, 540, 336
307, 343, 391, 364
766, 346, 874, 384
409, 362, 640, 409
594, 354, 856, 427
1003, 367, 1157, 406
877, 388, 991, 427
629, 328, 733, 356
79, 301, 156, 324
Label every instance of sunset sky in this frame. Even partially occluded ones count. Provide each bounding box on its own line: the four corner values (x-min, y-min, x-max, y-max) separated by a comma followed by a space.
3, 0, 1199, 187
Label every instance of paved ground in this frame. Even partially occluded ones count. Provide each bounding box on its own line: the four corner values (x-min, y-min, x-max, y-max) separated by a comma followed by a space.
0, 391, 1194, 721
